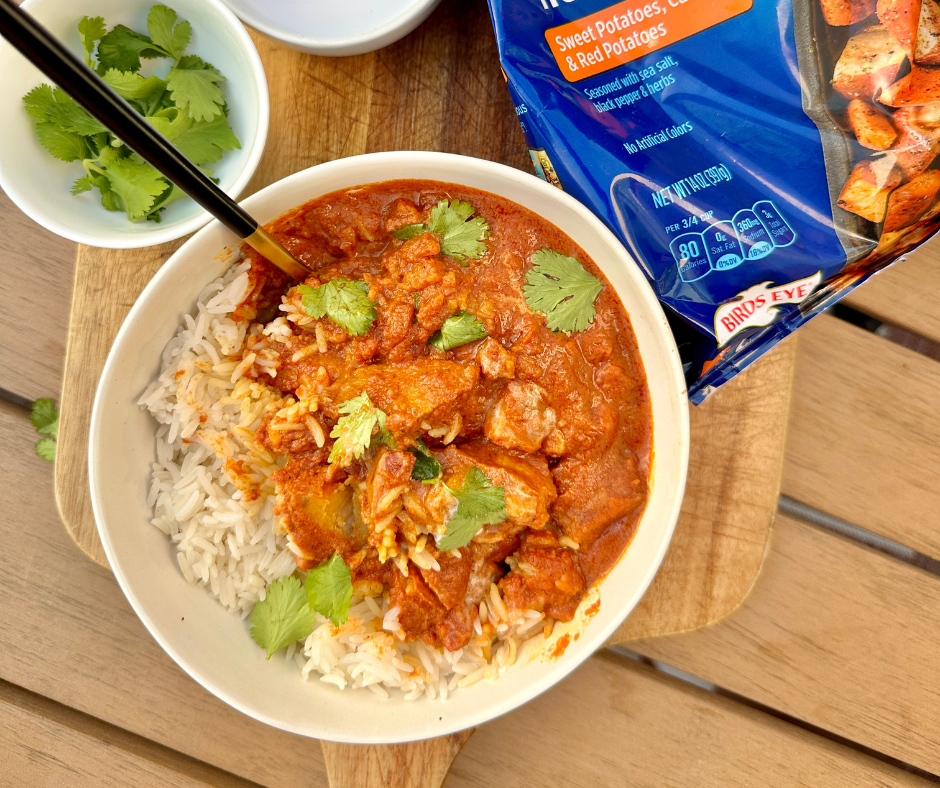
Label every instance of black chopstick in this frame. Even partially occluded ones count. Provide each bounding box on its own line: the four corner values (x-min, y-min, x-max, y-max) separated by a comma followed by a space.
0, 0, 311, 280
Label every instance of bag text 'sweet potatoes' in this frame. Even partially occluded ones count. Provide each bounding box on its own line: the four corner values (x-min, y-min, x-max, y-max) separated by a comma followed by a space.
487, 0, 940, 402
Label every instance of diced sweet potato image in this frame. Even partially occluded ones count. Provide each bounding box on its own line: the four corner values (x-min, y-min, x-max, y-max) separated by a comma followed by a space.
883, 169, 940, 229
880, 64, 940, 104
833, 25, 907, 100
885, 106, 940, 177
847, 99, 898, 148
878, 0, 922, 54
838, 159, 902, 221
822, 0, 877, 24
915, 0, 940, 62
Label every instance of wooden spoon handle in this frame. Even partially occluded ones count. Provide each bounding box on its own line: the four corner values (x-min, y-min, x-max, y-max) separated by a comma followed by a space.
321, 730, 474, 788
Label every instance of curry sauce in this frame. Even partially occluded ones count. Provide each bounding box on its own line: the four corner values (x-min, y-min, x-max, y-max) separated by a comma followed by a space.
236, 180, 652, 651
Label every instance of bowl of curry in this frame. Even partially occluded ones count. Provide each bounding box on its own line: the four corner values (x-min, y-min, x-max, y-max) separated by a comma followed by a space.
89, 151, 690, 742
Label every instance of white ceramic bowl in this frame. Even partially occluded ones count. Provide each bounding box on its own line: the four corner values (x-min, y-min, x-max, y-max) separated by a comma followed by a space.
219, 0, 442, 56
89, 151, 690, 743
0, 0, 268, 248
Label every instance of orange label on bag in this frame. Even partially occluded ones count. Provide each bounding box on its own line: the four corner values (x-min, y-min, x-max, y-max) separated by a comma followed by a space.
545, 0, 752, 82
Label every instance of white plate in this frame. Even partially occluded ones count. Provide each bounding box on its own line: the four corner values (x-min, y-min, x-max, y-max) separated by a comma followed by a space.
89, 151, 690, 742
220, 0, 442, 56
0, 0, 268, 248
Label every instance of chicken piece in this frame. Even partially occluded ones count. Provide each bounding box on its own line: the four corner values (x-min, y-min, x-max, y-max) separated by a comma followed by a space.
384, 198, 423, 233
439, 440, 557, 532
435, 603, 477, 652
837, 159, 902, 222
551, 446, 647, 547
272, 456, 364, 567
822, 0, 876, 24
328, 359, 478, 436
484, 380, 557, 453
878, 0, 921, 53
881, 63, 940, 105
832, 25, 906, 100
883, 169, 940, 230
360, 449, 415, 557
419, 547, 472, 610
477, 337, 516, 380
389, 568, 446, 646
499, 536, 586, 622
384, 233, 441, 281
847, 100, 898, 150
916, 0, 940, 62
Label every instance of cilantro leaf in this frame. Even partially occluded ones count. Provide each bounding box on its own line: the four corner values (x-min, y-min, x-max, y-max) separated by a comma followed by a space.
31, 399, 59, 462
522, 249, 604, 333
98, 147, 170, 220
31, 398, 59, 436
408, 439, 442, 482
392, 223, 424, 241
249, 576, 316, 659
35, 437, 56, 462
296, 279, 376, 336
328, 393, 389, 466
437, 468, 507, 551
23, 84, 56, 121
102, 69, 167, 103
97, 25, 160, 73
71, 175, 94, 195
305, 554, 353, 628
24, 86, 105, 136
172, 113, 240, 165
78, 16, 106, 67
166, 55, 226, 122
34, 123, 89, 162
147, 5, 192, 60
45, 89, 106, 135
426, 199, 490, 263
428, 311, 487, 351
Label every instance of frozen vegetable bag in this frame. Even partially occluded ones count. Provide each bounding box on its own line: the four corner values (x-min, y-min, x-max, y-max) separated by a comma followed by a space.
487, 0, 940, 402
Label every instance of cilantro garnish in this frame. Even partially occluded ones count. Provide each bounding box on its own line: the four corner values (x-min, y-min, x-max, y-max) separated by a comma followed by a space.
78, 16, 106, 67
296, 279, 377, 336
428, 311, 488, 351
437, 468, 507, 551
31, 398, 59, 462
408, 438, 443, 482
329, 393, 392, 465
166, 55, 226, 122
522, 249, 604, 333
21, 6, 240, 223
249, 576, 317, 659
392, 199, 490, 264
306, 554, 353, 627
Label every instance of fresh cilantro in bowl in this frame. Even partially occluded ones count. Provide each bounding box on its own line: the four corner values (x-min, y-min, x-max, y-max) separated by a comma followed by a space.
22, 4, 240, 223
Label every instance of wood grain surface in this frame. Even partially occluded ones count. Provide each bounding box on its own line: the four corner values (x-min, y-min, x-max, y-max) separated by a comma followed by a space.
783, 313, 940, 558
0, 191, 75, 401
845, 241, 940, 342
2, 402, 933, 786
633, 512, 940, 776
322, 732, 473, 788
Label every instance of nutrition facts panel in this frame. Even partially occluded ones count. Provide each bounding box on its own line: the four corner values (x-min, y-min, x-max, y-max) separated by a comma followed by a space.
670, 200, 796, 283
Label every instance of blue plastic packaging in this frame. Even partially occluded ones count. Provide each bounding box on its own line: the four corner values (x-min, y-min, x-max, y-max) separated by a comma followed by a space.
487, 0, 940, 402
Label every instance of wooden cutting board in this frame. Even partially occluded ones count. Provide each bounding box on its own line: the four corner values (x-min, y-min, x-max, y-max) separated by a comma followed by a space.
53, 2, 797, 785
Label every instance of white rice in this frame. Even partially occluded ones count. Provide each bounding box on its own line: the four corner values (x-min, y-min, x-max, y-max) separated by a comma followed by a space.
140, 260, 549, 699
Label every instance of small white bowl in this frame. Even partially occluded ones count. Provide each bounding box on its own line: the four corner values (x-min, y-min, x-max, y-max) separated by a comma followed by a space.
0, 0, 268, 248
89, 151, 690, 742
219, 0, 442, 56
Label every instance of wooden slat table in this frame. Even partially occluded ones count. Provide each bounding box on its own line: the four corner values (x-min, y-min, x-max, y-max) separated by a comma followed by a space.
5, 1, 940, 785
